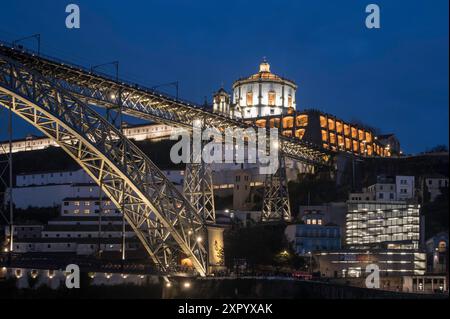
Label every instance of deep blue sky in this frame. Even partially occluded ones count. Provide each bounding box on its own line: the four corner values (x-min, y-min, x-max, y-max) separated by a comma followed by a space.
0, 0, 448, 153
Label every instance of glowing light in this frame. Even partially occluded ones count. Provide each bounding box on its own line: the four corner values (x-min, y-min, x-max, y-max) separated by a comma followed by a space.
196, 236, 203, 243
183, 281, 191, 289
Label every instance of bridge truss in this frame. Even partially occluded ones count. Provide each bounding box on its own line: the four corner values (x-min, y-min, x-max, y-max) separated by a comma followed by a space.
0, 43, 335, 274
0, 53, 208, 276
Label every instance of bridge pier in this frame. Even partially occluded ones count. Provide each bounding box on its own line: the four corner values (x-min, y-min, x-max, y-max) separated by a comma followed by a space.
261, 155, 291, 222
206, 225, 225, 274
183, 163, 216, 224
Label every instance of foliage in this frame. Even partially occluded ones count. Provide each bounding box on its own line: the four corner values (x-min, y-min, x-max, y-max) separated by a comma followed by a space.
425, 145, 449, 154
223, 223, 312, 272
421, 187, 449, 239
288, 174, 349, 217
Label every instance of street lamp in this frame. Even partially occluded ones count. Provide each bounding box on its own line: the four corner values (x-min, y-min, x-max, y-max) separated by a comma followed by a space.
308, 251, 312, 274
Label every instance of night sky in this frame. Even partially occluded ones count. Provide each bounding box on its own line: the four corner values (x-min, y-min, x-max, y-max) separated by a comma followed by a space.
0, 0, 448, 154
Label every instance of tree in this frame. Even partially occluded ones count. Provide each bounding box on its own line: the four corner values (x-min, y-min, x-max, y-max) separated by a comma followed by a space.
425, 145, 449, 154
421, 187, 449, 239
223, 224, 286, 271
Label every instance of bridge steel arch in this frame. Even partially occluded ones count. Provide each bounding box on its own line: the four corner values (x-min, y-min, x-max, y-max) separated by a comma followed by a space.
0, 45, 332, 167
0, 53, 208, 276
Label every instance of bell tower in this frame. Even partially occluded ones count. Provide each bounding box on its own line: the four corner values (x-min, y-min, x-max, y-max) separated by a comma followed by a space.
212, 87, 231, 116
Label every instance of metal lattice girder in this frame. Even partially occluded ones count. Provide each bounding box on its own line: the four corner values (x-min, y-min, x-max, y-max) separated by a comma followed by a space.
0, 44, 332, 167
0, 53, 208, 276
183, 163, 215, 224
261, 155, 291, 222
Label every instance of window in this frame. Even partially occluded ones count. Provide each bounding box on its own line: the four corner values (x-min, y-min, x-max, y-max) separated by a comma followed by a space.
288, 95, 293, 108
74, 201, 80, 206
268, 91, 276, 106
246, 92, 253, 106
320, 116, 327, 128
358, 130, 364, 141
84, 209, 90, 214
74, 209, 80, 214
329, 133, 336, 145
85, 202, 90, 206
328, 119, 335, 130
379, 193, 384, 199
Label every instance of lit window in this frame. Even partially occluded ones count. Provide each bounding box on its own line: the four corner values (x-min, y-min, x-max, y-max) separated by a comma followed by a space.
321, 130, 328, 142
74, 209, 80, 214
358, 129, 364, 141
84, 209, 90, 214
85, 202, 90, 206
328, 119, 335, 130
330, 133, 336, 145
288, 95, 293, 108
296, 115, 308, 127
320, 116, 327, 128
338, 136, 344, 148
345, 138, 351, 150
74, 201, 80, 206
268, 91, 276, 106
246, 92, 253, 106
318, 219, 322, 225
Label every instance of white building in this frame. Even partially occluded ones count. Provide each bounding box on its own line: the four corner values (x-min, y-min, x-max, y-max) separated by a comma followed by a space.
10, 196, 139, 256
212, 60, 297, 119
0, 123, 174, 154
396, 176, 415, 201
352, 175, 415, 202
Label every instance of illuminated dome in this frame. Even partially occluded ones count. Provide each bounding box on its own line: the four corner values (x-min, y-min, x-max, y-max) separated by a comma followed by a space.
231, 59, 297, 119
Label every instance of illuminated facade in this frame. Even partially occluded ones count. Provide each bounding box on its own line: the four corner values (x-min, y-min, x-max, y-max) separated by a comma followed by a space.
346, 202, 421, 250
245, 109, 395, 157
231, 60, 297, 118
210, 60, 397, 157
0, 123, 174, 154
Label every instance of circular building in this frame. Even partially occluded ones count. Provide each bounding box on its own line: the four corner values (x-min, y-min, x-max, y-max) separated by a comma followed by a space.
231, 59, 297, 119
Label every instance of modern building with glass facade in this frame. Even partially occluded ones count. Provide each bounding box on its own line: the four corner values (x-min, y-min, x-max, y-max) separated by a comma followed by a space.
346, 201, 421, 250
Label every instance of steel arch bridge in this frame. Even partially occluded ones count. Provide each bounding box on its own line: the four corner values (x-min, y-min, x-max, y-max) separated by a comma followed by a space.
0, 43, 334, 276
0, 53, 208, 277
0, 44, 331, 167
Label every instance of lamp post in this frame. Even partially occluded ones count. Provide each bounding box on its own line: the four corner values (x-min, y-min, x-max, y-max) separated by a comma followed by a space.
308, 251, 312, 275
13, 34, 41, 55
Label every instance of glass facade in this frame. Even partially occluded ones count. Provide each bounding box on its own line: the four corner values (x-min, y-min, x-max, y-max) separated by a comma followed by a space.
346, 202, 420, 250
